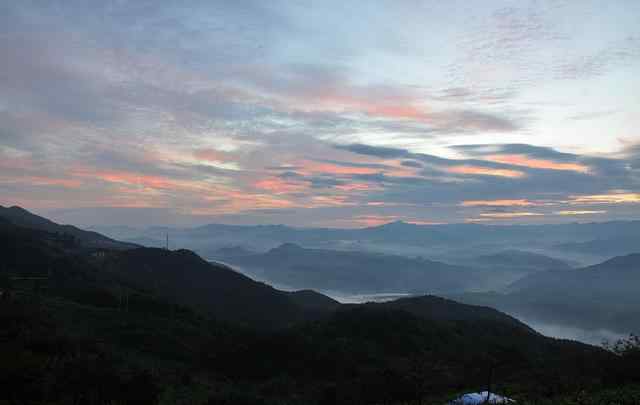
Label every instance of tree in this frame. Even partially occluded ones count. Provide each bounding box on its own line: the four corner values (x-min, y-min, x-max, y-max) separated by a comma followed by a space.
604, 334, 640, 384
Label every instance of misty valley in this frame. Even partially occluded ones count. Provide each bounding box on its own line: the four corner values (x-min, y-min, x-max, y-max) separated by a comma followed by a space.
92, 217, 640, 341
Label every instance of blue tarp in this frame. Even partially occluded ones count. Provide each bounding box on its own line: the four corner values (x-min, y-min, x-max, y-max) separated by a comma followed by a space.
450, 391, 514, 404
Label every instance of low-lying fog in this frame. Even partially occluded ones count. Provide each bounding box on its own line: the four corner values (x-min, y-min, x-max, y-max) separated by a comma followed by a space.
508, 315, 627, 346
213, 259, 413, 304
213, 259, 629, 347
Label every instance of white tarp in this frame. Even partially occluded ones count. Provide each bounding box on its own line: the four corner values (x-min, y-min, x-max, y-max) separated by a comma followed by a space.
450, 391, 514, 404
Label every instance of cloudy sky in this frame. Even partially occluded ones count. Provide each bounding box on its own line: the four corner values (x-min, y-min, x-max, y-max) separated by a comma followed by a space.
2, 0, 639, 227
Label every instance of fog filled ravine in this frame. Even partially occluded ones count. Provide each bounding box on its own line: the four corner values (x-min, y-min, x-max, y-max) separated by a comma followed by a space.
515, 317, 629, 347
214, 258, 637, 346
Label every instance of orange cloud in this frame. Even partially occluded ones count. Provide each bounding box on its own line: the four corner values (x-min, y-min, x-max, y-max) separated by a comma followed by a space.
568, 193, 640, 204
478, 212, 544, 219
461, 199, 538, 207
70, 167, 223, 202
365, 201, 417, 207
465, 218, 493, 223
447, 165, 525, 178
555, 210, 607, 215
351, 215, 401, 227
486, 154, 590, 173
308, 195, 355, 207
202, 190, 297, 213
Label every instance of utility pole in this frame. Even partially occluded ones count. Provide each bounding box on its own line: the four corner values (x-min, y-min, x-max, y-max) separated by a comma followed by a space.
166, 233, 169, 251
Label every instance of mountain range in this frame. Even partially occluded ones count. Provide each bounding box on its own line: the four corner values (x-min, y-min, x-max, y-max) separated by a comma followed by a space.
88, 219, 640, 267
213, 242, 485, 294
1, 205, 638, 403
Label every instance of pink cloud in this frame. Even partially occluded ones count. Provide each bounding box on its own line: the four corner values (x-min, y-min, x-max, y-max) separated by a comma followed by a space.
335, 183, 382, 192
461, 199, 540, 207
298, 161, 380, 176
485, 154, 590, 173
253, 177, 310, 194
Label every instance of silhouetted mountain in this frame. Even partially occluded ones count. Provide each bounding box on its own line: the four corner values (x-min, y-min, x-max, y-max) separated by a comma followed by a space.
287, 289, 341, 312
226, 243, 483, 294
452, 254, 640, 334
0, 216, 322, 329
103, 247, 312, 328
374, 295, 534, 331
0, 205, 136, 250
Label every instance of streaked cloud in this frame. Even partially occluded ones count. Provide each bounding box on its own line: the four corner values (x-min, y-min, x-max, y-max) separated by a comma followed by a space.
253, 177, 310, 195
555, 210, 607, 216
1, 1, 638, 226
446, 165, 525, 178
485, 154, 590, 173
461, 199, 540, 207
569, 193, 640, 204
479, 212, 544, 219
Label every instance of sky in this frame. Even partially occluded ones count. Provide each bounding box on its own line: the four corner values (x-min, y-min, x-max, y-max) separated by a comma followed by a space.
2, 0, 640, 228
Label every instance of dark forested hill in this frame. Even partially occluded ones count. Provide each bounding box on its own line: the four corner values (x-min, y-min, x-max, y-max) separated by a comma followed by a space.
0, 217, 317, 329
0, 205, 136, 250
286, 289, 342, 312
102, 247, 308, 328
373, 295, 534, 330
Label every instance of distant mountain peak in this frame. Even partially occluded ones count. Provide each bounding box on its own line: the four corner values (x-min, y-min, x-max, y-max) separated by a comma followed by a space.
388, 220, 408, 226
272, 242, 304, 251
590, 253, 640, 270
374, 220, 412, 229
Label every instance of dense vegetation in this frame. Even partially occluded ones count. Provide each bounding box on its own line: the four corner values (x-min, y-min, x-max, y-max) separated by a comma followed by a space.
1, 211, 639, 404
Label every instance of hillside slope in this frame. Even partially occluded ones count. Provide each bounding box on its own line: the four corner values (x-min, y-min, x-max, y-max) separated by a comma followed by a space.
0, 205, 136, 250
103, 247, 309, 328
